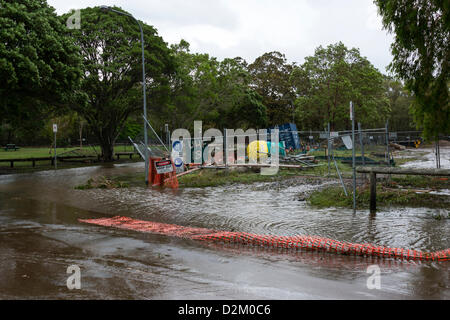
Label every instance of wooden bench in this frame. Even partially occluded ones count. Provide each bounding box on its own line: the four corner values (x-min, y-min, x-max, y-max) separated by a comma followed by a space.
3, 144, 20, 151
116, 152, 137, 160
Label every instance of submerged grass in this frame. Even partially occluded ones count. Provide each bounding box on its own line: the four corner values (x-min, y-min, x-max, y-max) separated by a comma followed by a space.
389, 175, 450, 189
308, 184, 450, 209
178, 168, 302, 188
75, 176, 130, 190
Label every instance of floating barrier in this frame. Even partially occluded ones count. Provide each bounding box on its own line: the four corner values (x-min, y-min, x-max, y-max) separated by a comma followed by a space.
79, 216, 450, 262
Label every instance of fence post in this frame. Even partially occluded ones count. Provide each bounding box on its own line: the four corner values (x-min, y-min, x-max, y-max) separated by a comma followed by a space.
435, 139, 441, 169
351, 102, 356, 212
370, 171, 377, 213
224, 129, 228, 167
327, 122, 331, 175
385, 120, 390, 167
358, 122, 365, 166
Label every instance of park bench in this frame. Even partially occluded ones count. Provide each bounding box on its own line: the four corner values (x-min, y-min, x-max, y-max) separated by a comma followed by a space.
116, 152, 137, 160
3, 144, 20, 151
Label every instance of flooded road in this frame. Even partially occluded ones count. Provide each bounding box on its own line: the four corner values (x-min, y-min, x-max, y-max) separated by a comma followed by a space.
0, 162, 448, 299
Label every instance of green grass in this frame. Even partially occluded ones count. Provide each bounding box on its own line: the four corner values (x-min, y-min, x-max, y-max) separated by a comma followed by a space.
389, 175, 450, 189
0, 145, 135, 160
75, 176, 130, 190
178, 168, 302, 188
0, 145, 142, 175
308, 146, 388, 159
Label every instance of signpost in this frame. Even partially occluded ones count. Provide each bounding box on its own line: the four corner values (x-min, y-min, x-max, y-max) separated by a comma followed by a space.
172, 140, 184, 172
350, 102, 356, 212
53, 124, 57, 169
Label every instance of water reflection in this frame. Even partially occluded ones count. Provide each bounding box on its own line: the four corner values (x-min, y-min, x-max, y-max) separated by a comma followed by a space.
0, 163, 448, 299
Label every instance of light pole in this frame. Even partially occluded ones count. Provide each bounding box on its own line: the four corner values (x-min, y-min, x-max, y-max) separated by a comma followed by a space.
100, 6, 149, 185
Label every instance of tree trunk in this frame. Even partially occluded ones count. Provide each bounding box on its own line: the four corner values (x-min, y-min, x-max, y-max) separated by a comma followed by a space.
79, 122, 83, 149
97, 132, 115, 162
100, 141, 114, 162
7, 128, 13, 145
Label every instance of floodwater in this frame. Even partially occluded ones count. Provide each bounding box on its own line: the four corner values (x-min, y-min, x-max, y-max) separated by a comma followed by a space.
399, 146, 450, 169
0, 161, 448, 299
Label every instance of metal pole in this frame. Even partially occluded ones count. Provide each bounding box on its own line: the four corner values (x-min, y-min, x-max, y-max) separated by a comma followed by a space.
385, 120, 390, 167
351, 102, 356, 212
358, 122, 366, 183
224, 129, 228, 167
138, 21, 149, 185
54, 131, 57, 170
436, 139, 441, 169
101, 6, 149, 184
332, 143, 348, 196
385, 120, 392, 184
358, 122, 365, 166
370, 171, 376, 213
327, 122, 331, 175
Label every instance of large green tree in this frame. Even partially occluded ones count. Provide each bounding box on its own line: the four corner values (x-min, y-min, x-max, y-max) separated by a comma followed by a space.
248, 51, 295, 125
375, 0, 449, 139
163, 40, 267, 131
384, 76, 416, 131
0, 0, 81, 141
64, 6, 175, 161
291, 42, 389, 131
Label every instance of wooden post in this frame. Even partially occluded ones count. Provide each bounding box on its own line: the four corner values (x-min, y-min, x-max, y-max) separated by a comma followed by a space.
370, 171, 376, 212
10, 160, 13, 168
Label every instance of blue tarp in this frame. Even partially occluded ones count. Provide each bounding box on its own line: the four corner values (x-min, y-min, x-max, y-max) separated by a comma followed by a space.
267, 123, 301, 150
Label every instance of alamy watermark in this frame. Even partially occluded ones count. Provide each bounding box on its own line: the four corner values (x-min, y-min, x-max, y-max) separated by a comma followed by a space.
171, 121, 280, 175
366, 265, 381, 290
66, 9, 81, 30
66, 265, 81, 290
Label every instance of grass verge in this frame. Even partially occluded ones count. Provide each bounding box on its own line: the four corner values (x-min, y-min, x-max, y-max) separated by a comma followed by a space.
307, 184, 450, 209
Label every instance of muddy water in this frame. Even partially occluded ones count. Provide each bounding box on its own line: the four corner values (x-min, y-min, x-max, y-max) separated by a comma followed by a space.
0, 163, 448, 299
399, 146, 450, 169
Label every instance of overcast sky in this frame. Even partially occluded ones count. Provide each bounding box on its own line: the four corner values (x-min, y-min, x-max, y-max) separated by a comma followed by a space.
49, 0, 394, 73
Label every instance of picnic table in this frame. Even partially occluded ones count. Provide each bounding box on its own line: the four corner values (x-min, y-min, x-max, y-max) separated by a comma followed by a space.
3, 144, 20, 151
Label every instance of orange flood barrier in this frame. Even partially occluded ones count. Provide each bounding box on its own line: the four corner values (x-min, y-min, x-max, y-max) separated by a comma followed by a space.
148, 158, 179, 189
79, 216, 450, 262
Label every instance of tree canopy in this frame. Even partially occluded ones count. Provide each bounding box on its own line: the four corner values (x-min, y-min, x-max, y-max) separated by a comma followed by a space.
0, 0, 429, 151
248, 51, 295, 125
375, 0, 449, 139
63, 6, 175, 160
291, 42, 389, 131
158, 41, 267, 131
0, 0, 81, 138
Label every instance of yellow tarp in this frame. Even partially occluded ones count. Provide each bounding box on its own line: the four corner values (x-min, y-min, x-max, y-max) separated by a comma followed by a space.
247, 140, 269, 162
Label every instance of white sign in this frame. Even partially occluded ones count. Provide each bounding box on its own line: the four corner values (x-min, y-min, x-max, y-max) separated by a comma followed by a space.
155, 160, 174, 174
171, 140, 184, 168
53, 124, 58, 133
350, 102, 353, 120
330, 131, 339, 138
